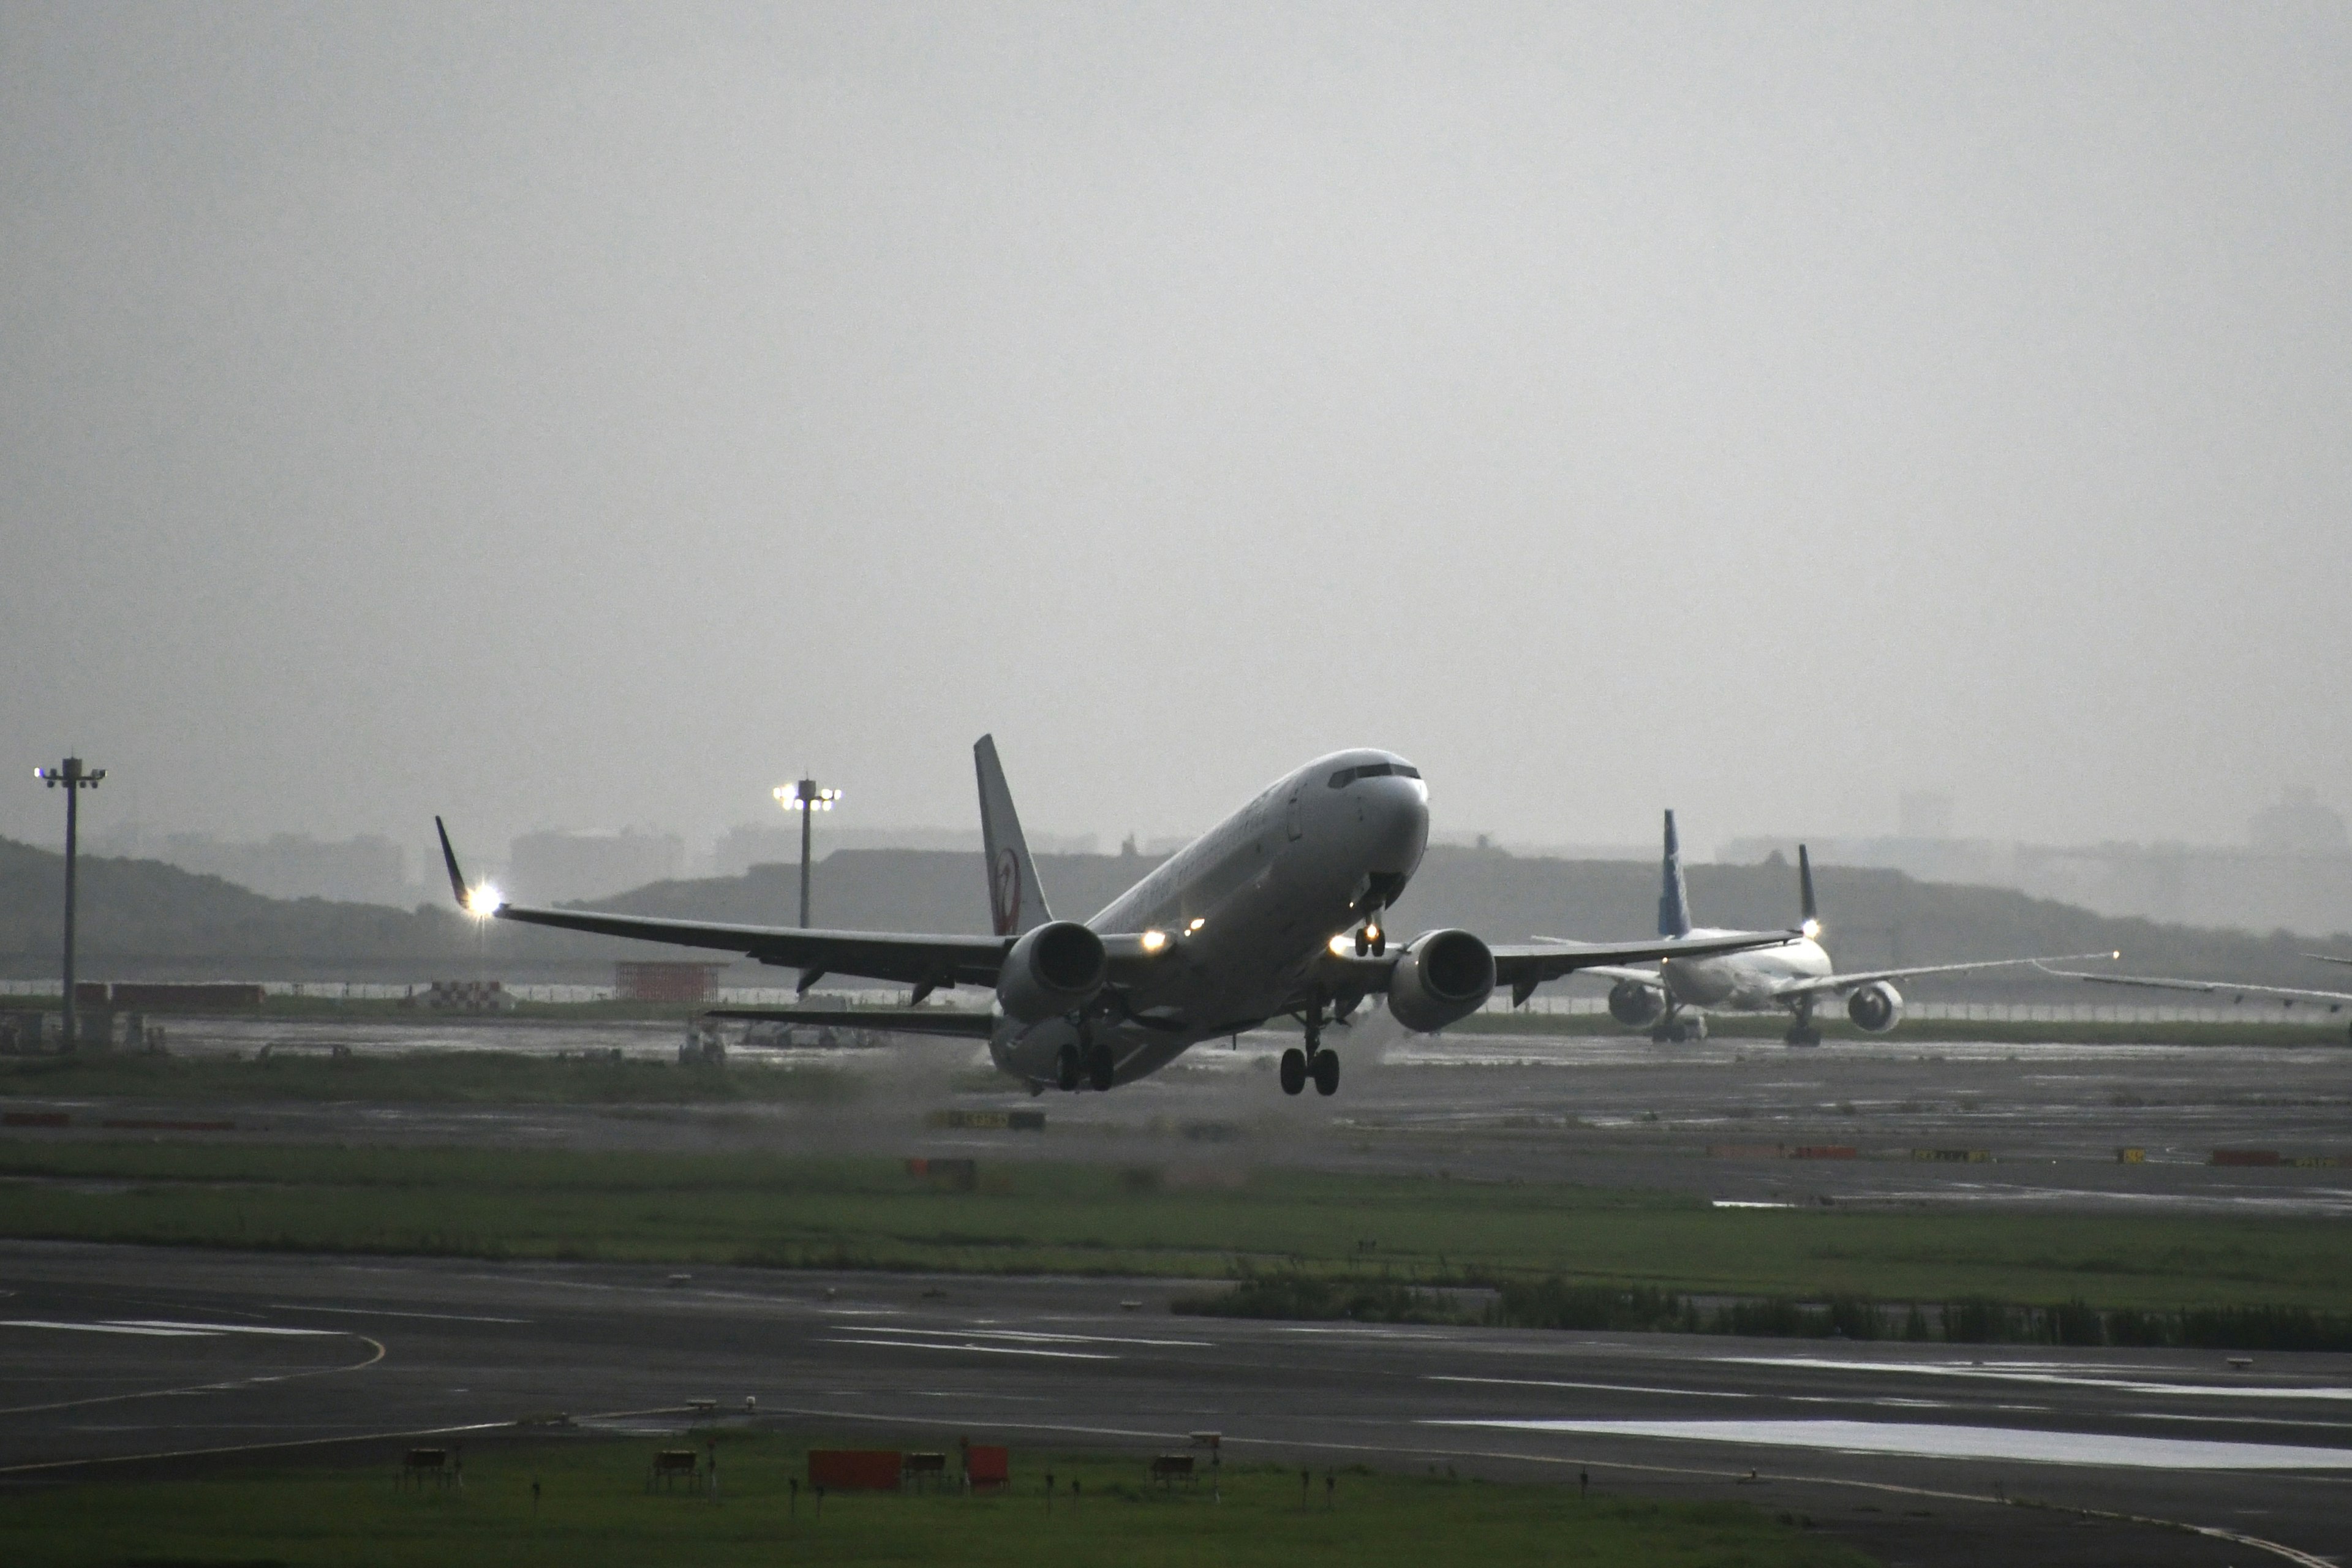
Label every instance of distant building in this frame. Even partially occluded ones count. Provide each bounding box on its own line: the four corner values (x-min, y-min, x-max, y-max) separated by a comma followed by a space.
508, 829, 684, 904
711, 823, 1097, 877
2249, 787, 2349, 854
1722, 787, 2352, 940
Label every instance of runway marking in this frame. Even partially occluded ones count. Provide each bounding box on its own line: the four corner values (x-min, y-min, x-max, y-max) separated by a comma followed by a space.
2, 1320, 218, 1337
267, 1303, 530, 1325
823, 1336, 1116, 1361
1712, 1355, 2352, 1401
1429, 1374, 1752, 1400
1426, 1417, 2352, 1471
0, 1336, 386, 1419
107, 1320, 344, 1337
883, 1326, 1210, 1349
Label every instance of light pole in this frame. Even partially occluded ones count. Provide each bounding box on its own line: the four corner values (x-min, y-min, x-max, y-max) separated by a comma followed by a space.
773, 777, 841, 928
34, 757, 104, 1051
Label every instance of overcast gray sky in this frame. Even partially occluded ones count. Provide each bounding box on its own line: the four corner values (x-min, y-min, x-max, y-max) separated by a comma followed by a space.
4, 2, 2346, 865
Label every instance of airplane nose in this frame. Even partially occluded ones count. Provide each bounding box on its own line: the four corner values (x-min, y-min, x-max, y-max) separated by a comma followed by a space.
1362, 775, 1430, 873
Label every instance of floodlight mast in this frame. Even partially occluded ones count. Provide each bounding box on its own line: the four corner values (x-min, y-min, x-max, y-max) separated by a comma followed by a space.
772, 777, 842, 928
34, 758, 104, 1051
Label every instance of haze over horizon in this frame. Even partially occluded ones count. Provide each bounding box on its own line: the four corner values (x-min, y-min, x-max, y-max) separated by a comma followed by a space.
6, 4, 2348, 869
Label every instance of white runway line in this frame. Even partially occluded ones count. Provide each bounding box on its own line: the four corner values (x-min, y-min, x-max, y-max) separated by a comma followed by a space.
1711, 1355, 2352, 1401
823, 1336, 1116, 1361
267, 1303, 530, 1324
1, 1320, 219, 1337
889, 1326, 1211, 1349
1427, 1417, 2352, 1471
1429, 1374, 1752, 1400
105, 1320, 344, 1337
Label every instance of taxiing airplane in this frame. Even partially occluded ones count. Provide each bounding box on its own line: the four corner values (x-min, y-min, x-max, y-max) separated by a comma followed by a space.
437, 741, 1800, 1095
2036, 957, 2352, 1044
1551, 812, 2113, 1046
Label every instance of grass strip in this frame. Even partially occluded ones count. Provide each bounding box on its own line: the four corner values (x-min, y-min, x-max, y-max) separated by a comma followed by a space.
0, 1143, 2347, 1313
0, 1430, 1875, 1568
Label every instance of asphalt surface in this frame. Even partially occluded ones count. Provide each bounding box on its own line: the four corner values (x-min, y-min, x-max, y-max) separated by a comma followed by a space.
3, 1243, 2348, 1567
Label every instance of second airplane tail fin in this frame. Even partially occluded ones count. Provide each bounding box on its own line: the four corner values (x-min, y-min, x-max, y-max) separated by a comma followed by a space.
1658, 809, 1693, 939
1798, 843, 1820, 935
974, 734, 1052, 937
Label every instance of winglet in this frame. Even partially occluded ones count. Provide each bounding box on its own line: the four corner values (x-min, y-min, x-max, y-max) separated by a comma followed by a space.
434, 816, 470, 908
1798, 844, 1819, 934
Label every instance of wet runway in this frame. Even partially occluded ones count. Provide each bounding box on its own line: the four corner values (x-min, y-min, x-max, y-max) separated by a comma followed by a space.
3, 1242, 2348, 1566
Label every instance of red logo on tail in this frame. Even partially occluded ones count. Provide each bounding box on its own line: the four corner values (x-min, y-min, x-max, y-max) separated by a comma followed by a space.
992, 848, 1023, 935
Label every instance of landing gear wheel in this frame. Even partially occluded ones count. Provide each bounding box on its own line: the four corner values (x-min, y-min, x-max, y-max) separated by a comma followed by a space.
1087, 1041, 1115, 1091
1664, 1022, 1689, 1044
1784, 1026, 1822, 1048
1056, 1044, 1080, 1092
1649, 1024, 1673, 1045
1311, 1049, 1340, 1096
1279, 1047, 1308, 1096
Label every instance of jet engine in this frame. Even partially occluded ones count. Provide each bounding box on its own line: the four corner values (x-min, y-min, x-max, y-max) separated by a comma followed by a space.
1607, 979, 1665, 1027
1385, 929, 1496, 1033
996, 920, 1109, 1023
1847, 981, 1904, 1033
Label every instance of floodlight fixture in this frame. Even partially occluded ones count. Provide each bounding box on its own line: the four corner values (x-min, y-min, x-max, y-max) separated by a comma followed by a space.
33, 757, 104, 1050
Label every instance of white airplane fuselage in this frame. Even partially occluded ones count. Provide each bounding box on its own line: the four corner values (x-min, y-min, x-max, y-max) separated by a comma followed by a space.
987, 750, 1430, 1089
1663, 927, 1833, 1011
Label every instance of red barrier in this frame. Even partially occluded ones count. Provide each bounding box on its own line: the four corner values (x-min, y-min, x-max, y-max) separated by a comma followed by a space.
2210, 1148, 2282, 1167
1789, 1145, 1856, 1161
965, 1444, 1010, 1491
809, 1450, 903, 1491
2, 1112, 69, 1128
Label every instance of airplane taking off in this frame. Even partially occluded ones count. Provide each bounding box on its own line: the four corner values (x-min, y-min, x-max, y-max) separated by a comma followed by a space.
437, 740, 1799, 1095
2037, 957, 2352, 1044
1551, 812, 2113, 1046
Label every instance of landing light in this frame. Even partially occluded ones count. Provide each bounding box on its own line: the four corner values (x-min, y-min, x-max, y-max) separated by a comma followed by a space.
465, 882, 502, 919
1140, 929, 1167, 953
1327, 933, 1352, 957
1801, 918, 1821, 939
1364, 923, 1381, 943
1187, 917, 1205, 932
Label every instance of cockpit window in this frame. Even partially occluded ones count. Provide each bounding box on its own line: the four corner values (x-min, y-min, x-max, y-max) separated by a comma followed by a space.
1327, 761, 1422, 788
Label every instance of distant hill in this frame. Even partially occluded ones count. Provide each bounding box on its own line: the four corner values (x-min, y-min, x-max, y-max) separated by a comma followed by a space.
2, 836, 2344, 997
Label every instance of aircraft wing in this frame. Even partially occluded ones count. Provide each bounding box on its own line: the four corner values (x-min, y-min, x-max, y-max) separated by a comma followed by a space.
1767, 951, 2121, 1001
1312, 928, 1797, 1009
2035, 961, 2352, 1011
437, 817, 1009, 991
1561, 964, 1664, 987
2304, 953, 2352, 970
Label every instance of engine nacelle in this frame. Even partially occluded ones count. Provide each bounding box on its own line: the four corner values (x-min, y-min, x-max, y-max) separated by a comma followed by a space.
996, 920, 1108, 1023
1847, 981, 1905, 1033
1385, 929, 1496, 1033
1607, 979, 1665, 1028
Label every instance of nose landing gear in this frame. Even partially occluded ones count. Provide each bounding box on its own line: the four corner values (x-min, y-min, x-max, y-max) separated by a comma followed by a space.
1351, 920, 1387, 958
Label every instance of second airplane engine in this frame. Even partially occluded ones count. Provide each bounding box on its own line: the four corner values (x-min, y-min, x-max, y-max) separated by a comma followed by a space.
1608, 979, 1665, 1027
1846, 981, 1904, 1033
1386, 929, 1496, 1033
996, 920, 1109, 1023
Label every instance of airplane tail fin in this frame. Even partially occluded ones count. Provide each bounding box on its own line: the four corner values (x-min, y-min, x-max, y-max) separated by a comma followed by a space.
1657, 809, 1693, 938
1798, 843, 1820, 933
974, 734, 1052, 937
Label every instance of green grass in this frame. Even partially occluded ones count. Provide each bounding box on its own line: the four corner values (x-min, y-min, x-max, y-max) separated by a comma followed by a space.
0, 1433, 1875, 1568
0, 1143, 2345, 1311
0, 1049, 857, 1105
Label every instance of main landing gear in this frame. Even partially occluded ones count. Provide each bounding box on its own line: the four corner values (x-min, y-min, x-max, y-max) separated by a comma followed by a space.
1055, 1020, 1117, 1091
1649, 1012, 1705, 1044
1281, 997, 1341, 1096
